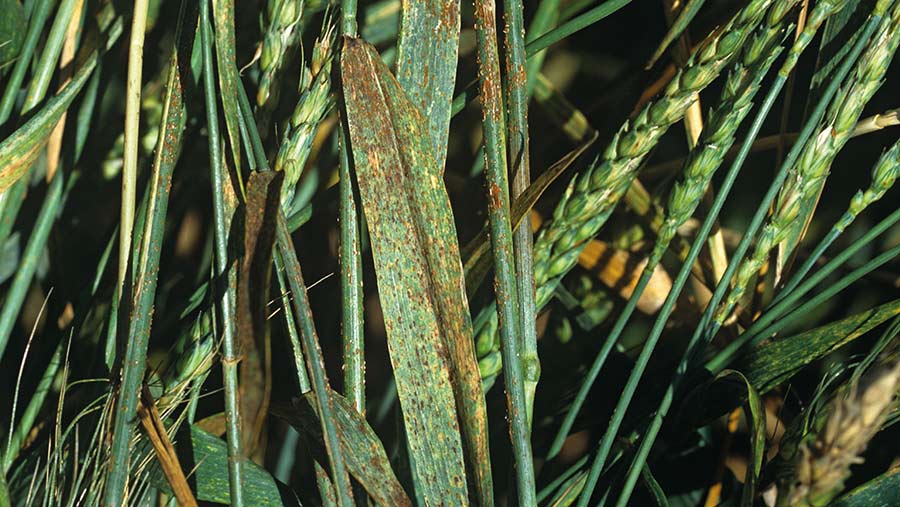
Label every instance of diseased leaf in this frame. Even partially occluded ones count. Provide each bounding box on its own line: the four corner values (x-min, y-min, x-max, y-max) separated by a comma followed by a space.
237, 171, 282, 458
212, 0, 243, 176
830, 465, 900, 507
149, 425, 297, 506
273, 392, 412, 506
395, 0, 460, 165
740, 298, 900, 393
341, 37, 490, 506
0, 60, 93, 192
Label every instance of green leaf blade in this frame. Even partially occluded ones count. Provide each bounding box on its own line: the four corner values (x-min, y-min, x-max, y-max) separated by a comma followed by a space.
741, 298, 900, 393
395, 0, 460, 166
341, 37, 492, 506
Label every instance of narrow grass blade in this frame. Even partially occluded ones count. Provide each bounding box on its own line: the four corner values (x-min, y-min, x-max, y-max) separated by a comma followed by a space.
275, 391, 413, 506
104, 5, 191, 504
646, 0, 706, 68
2, 339, 62, 472
212, 0, 243, 176
0, 62, 92, 193
639, 464, 668, 507
342, 37, 491, 505
740, 298, 900, 393
395, 0, 459, 164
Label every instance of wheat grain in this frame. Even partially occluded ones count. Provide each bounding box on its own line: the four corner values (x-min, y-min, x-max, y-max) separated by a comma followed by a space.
257, 0, 304, 109
778, 362, 900, 507
476, 0, 776, 376
656, 0, 798, 261
716, 0, 900, 325
836, 138, 900, 232
531, 0, 773, 311
273, 24, 336, 208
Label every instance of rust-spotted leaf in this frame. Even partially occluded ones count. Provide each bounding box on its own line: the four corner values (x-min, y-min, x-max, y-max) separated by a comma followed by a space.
395, 0, 460, 166
341, 37, 491, 506
273, 392, 412, 507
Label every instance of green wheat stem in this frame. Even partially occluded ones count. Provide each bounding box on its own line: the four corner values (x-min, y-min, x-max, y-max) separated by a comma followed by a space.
546, 0, 797, 460
116, 0, 149, 334
608, 9, 889, 505
474, 0, 536, 501
450, 0, 633, 117
199, 0, 245, 504
339, 0, 364, 417
103, 3, 185, 504
715, 0, 900, 327
342, 0, 358, 35
502, 0, 540, 432
338, 128, 365, 413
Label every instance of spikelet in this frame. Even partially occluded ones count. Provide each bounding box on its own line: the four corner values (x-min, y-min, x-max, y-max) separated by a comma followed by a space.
716, 0, 900, 325
273, 22, 336, 208
777, 362, 900, 507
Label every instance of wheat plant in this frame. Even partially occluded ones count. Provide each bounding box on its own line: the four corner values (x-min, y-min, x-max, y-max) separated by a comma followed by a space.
0, 0, 898, 506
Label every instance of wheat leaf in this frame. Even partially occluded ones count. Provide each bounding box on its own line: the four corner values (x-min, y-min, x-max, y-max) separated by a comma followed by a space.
149, 425, 296, 506
274, 392, 413, 507
830, 465, 900, 507
341, 37, 490, 505
395, 0, 459, 165
0, 61, 92, 193
741, 298, 900, 393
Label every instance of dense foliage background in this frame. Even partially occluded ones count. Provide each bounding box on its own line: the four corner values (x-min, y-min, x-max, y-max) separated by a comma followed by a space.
0, 0, 898, 505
